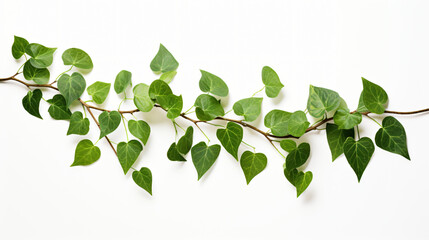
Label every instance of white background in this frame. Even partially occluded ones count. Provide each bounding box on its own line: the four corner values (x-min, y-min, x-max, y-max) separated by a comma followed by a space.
0, 1, 428, 239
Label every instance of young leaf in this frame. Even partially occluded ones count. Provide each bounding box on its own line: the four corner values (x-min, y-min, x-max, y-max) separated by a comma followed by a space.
326, 123, 355, 161
160, 71, 177, 84
262, 66, 284, 98
287, 110, 310, 137
216, 122, 243, 160
98, 111, 121, 138
343, 137, 375, 182
150, 44, 179, 74
333, 109, 362, 130
25, 43, 56, 68
23, 61, 50, 84
240, 151, 267, 184
22, 89, 43, 119
375, 116, 410, 160
132, 167, 152, 195
167, 143, 186, 162
128, 120, 151, 145
71, 139, 101, 166
194, 94, 225, 121
148, 79, 172, 99
114, 70, 132, 94
307, 85, 341, 118
199, 70, 229, 97
67, 111, 90, 135
117, 140, 143, 174
62, 48, 93, 69
177, 126, 194, 155
295, 171, 313, 197
285, 142, 310, 171
191, 142, 221, 180
87, 81, 111, 104
58, 72, 86, 107
133, 83, 154, 112
280, 139, 296, 153
12, 36, 29, 59
47, 94, 72, 120
264, 109, 292, 136
362, 78, 388, 114
233, 97, 263, 122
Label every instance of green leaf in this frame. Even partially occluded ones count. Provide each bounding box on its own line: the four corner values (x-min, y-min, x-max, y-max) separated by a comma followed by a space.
117, 140, 143, 174
67, 111, 90, 135
280, 139, 296, 153
362, 78, 388, 114
167, 143, 186, 162
71, 139, 101, 166
177, 126, 194, 154
295, 171, 313, 197
47, 94, 72, 120
12, 36, 29, 59
150, 44, 179, 74
216, 122, 243, 160
356, 92, 369, 113
128, 120, 151, 145
158, 94, 183, 119
160, 71, 177, 84
23, 61, 50, 84
307, 85, 341, 118
98, 111, 121, 138
284, 168, 299, 186
375, 116, 410, 160
114, 70, 132, 94
333, 109, 362, 130
87, 81, 110, 104
199, 70, 229, 97
22, 89, 43, 119
233, 97, 263, 122
262, 66, 284, 98
287, 111, 310, 137
62, 48, 93, 69
264, 109, 292, 136
326, 123, 355, 161
25, 43, 56, 68
148, 79, 172, 99
133, 83, 154, 112
194, 94, 225, 121
285, 142, 310, 172
58, 72, 86, 107
132, 167, 152, 195
191, 142, 221, 180
240, 151, 267, 184
343, 137, 375, 182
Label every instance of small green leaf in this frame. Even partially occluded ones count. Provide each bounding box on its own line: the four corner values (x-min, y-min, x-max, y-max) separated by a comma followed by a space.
114, 70, 132, 94
333, 109, 362, 130
87, 81, 111, 104
233, 97, 263, 122
240, 151, 267, 184
22, 89, 43, 119
307, 85, 341, 118
191, 142, 221, 180
150, 44, 179, 74
132, 167, 152, 195
148, 79, 172, 99
287, 110, 310, 137
362, 78, 388, 114
12, 36, 29, 59
216, 122, 243, 160
128, 120, 151, 145
280, 139, 296, 153
262, 66, 284, 98
177, 126, 194, 155
326, 123, 355, 161
23, 61, 50, 84
158, 94, 183, 119
167, 143, 186, 162
284, 168, 299, 186
264, 109, 292, 136
343, 137, 375, 182
25, 43, 56, 68
356, 92, 369, 113
375, 116, 410, 160
285, 142, 310, 172
133, 83, 154, 112
194, 94, 225, 121
47, 94, 72, 120
67, 111, 90, 135
98, 111, 121, 138
160, 71, 177, 84
62, 48, 93, 69
117, 140, 143, 174
71, 139, 101, 166
58, 72, 86, 107
295, 171, 313, 197
199, 70, 229, 97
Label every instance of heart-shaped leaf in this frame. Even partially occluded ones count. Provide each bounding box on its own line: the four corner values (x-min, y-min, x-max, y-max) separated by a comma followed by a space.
167, 143, 186, 162
194, 94, 225, 121
23, 61, 50, 84
284, 168, 299, 186
12, 36, 29, 59
71, 139, 101, 166
264, 109, 292, 136
150, 44, 179, 74
132, 167, 152, 195
25, 43, 56, 68
47, 94, 72, 120
285, 142, 310, 171
362, 78, 388, 114
326, 123, 355, 161
157, 94, 183, 119
295, 171, 313, 197
98, 111, 121, 138
191, 142, 221, 180
307, 85, 341, 118
177, 126, 194, 155
67, 111, 90, 135
160, 71, 177, 84
216, 122, 243, 160
240, 151, 267, 184
343, 137, 375, 182
233, 97, 263, 122
62, 48, 93, 69
333, 109, 362, 130
58, 72, 86, 107
199, 70, 229, 97
128, 120, 151, 145
287, 110, 310, 137
375, 116, 410, 160
117, 140, 143, 174
87, 81, 111, 104
262, 66, 284, 98
133, 83, 154, 112
280, 139, 296, 153
114, 70, 132, 94
148, 79, 172, 100
356, 91, 369, 113
22, 89, 43, 119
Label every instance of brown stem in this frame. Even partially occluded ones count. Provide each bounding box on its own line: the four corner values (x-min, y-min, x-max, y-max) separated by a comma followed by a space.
85, 105, 117, 155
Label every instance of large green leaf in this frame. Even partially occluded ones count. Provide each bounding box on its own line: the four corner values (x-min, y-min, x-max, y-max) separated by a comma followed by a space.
132, 167, 152, 195
240, 151, 267, 184
194, 94, 225, 121
58, 72, 86, 107
280, 139, 296, 153
133, 83, 154, 112
233, 97, 263, 122
23, 61, 50, 84
177, 126, 194, 155
199, 70, 229, 97
295, 171, 313, 198
114, 70, 132, 94
12, 36, 29, 59
47, 94, 72, 120
333, 109, 362, 130
326, 123, 355, 161
284, 168, 299, 186
343, 137, 375, 182
285, 142, 310, 171
62, 48, 93, 69
375, 116, 410, 160
262, 66, 284, 98
167, 142, 186, 162
150, 44, 179, 74
117, 140, 143, 174
87, 81, 110, 104
287, 110, 310, 137
98, 111, 121, 138
128, 120, 151, 145
71, 139, 101, 166
160, 71, 177, 84
362, 78, 388, 114
148, 79, 172, 100
264, 109, 292, 136
67, 111, 90, 135
191, 142, 221, 180
25, 43, 56, 68
22, 89, 43, 119
307, 85, 341, 118
216, 122, 243, 160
